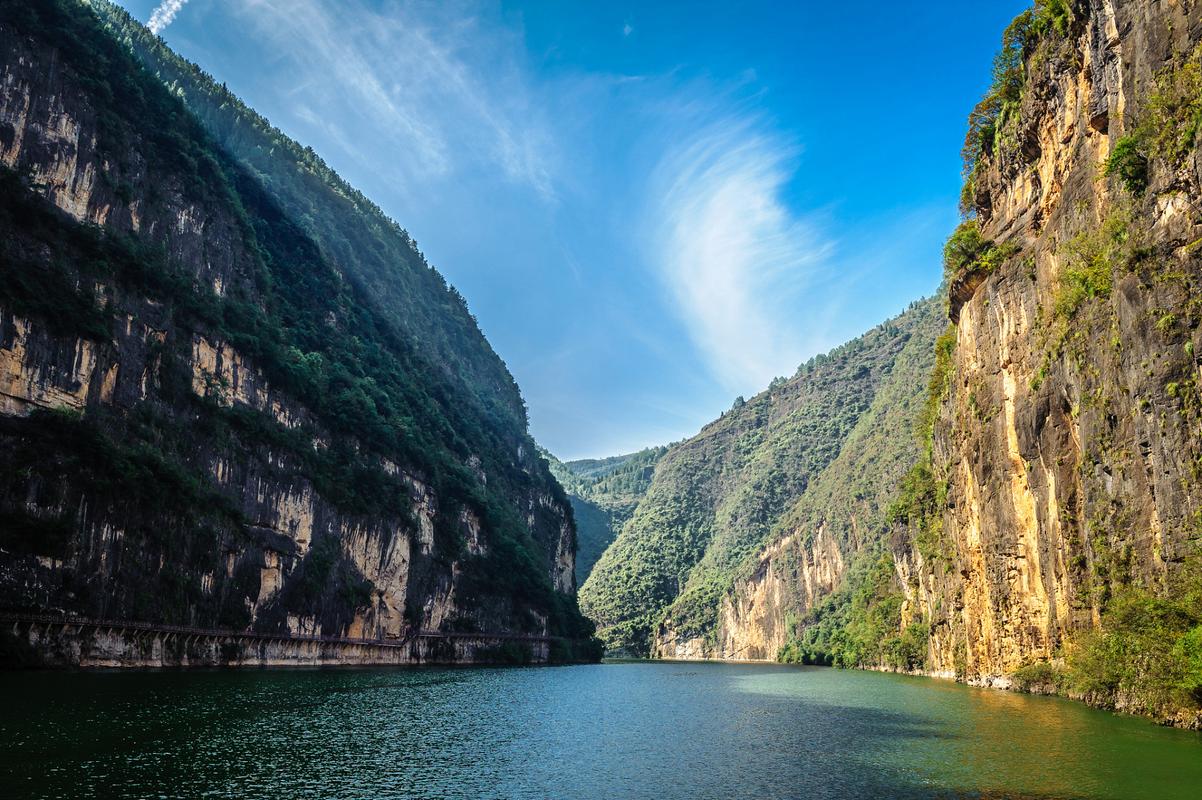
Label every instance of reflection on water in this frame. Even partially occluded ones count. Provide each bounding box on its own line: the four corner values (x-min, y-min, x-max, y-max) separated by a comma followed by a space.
1, 662, 1198, 799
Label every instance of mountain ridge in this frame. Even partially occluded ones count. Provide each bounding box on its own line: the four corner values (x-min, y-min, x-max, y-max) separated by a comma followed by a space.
579, 296, 943, 656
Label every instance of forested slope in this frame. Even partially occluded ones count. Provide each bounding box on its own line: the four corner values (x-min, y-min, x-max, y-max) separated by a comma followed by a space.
544, 447, 665, 585
0, 0, 596, 665
579, 299, 941, 656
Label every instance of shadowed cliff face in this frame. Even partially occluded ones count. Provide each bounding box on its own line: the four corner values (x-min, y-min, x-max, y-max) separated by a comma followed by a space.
0, 1, 594, 660
904, 0, 1202, 691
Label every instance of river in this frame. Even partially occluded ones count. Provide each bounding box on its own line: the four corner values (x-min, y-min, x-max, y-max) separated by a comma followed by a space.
2, 661, 1199, 799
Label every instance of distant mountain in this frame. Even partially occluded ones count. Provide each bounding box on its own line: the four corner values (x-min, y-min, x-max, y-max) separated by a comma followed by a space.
578, 298, 943, 656
561, 452, 661, 484
543, 447, 666, 585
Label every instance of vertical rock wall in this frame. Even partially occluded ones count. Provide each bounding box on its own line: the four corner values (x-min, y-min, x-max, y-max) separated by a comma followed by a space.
905, 0, 1202, 683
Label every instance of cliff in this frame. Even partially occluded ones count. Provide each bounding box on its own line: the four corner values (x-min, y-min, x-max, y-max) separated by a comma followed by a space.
712, 0, 1202, 727
0, 0, 597, 665
899, 0, 1202, 723
579, 298, 942, 656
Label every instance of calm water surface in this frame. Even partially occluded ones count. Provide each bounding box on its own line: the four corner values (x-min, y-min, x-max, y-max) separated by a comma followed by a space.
1, 662, 1199, 799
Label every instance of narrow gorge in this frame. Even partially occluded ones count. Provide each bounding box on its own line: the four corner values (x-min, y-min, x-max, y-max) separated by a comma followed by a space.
3, 0, 1202, 796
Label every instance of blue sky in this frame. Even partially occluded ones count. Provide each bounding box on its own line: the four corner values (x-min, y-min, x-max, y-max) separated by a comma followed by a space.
119, 0, 1027, 459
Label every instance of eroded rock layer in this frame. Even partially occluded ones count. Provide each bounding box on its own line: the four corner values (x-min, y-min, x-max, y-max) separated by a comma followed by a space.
908, 0, 1202, 686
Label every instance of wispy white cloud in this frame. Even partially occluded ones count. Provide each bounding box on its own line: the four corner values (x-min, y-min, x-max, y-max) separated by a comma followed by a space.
649, 114, 837, 394
134, 0, 936, 456
234, 0, 555, 197
148, 0, 190, 34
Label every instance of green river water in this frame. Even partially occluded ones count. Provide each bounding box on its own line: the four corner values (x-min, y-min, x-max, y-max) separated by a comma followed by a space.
1, 661, 1199, 799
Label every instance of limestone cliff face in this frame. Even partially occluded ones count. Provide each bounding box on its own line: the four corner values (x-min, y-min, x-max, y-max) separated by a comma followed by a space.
707, 529, 844, 661
0, 2, 590, 663
903, 0, 1202, 685
707, 3, 1202, 697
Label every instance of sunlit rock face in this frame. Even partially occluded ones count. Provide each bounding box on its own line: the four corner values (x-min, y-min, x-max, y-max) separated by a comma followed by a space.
0, 3, 587, 665
898, 0, 1202, 688
687, 4, 1202, 718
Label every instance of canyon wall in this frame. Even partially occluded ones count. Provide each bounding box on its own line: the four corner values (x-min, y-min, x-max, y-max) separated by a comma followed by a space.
0, 1, 596, 665
904, 0, 1202, 685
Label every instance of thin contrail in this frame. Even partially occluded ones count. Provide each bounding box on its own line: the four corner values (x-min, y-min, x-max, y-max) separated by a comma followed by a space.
148, 0, 191, 34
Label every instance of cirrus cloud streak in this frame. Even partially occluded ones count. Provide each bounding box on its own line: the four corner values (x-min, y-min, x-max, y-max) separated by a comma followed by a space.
148, 0, 190, 34
650, 115, 837, 394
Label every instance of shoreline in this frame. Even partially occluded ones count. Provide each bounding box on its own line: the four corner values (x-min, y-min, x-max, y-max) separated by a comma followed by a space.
636, 653, 1202, 731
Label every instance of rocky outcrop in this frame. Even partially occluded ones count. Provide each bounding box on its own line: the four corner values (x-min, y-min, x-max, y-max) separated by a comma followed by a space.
714, 529, 845, 661
0, 1, 595, 665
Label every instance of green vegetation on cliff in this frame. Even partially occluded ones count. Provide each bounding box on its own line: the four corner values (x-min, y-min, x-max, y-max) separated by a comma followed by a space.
1106, 42, 1202, 197
1009, 562, 1202, 721
1066, 564, 1202, 720
580, 297, 943, 655
960, 0, 1071, 211
0, 0, 594, 648
758, 297, 943, 668
942, 220, 1019, 285
543, 447, 666, 585
779, 553, 928, 672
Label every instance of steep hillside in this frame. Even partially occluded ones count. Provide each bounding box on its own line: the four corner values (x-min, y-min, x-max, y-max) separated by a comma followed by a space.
580, 298, 941, 656
543, 447, 665, 585
88, 1, 525, 433
711, 298, 946, 663
0, 0, 596, 665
